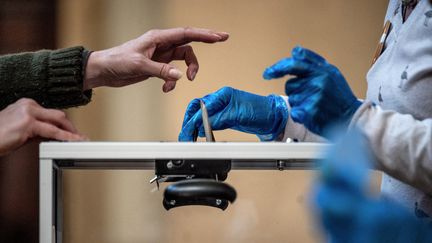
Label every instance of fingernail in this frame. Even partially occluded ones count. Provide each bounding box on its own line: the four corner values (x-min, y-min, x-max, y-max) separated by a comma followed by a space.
191, 71, 197, 80
168, 69, 183, 80
218, 32, 230, 38
263, 69, 272, 80
164, 82, 175, 92
167, 85, 174, 92
212, 34, 223, 40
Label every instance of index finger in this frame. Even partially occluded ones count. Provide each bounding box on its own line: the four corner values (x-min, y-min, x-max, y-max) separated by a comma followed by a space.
292, 46, 327, 65
263, 57, 317, 80
32, 121, 84, 142
33, 107, 78, 134
152, 27, 229, 47
179, 110, 203, 141
181, 98, 201, 128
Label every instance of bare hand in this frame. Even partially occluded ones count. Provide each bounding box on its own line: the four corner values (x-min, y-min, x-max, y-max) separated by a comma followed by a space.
0, 98, 86, 156
84, 27, 229, 92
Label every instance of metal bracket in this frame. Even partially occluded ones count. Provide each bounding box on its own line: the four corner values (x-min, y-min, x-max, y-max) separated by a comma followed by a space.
154, 159, 231, 182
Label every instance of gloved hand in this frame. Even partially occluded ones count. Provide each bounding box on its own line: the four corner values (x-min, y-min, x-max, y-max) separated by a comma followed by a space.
263, 46, 362, 137
313, 129, 432, 243
178, 86, 288, 141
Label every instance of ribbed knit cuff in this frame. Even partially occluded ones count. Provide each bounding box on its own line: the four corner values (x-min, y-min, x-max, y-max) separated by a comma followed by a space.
46, 46, 92, 108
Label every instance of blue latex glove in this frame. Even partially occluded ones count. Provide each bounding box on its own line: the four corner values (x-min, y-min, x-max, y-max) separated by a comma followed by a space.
178, 86, 288, 141
263, 46, 362, 137
312, 129, 432, 243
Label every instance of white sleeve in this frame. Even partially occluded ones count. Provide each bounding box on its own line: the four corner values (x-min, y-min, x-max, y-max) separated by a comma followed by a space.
349, 102, 432, 195
277, 96, 325, 143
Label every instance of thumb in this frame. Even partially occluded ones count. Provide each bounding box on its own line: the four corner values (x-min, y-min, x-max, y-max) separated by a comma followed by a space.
145, 60, 183, 92
146, 60, 183, 81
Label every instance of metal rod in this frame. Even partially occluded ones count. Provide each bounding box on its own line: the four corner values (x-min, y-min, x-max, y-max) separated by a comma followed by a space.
200, 100, 216, 142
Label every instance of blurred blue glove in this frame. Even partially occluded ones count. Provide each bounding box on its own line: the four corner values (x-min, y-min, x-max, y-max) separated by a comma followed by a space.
178, 86, 288, 141
313, 129, 432, 243
263, 46, 362, 137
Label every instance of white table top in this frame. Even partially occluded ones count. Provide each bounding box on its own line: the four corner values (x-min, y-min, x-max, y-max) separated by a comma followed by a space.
40, 142, 327, 160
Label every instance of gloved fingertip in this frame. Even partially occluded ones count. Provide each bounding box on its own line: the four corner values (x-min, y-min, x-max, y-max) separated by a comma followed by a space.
178, 133, 193, 142
263, 68, 274, 80
291, 45, 304, 59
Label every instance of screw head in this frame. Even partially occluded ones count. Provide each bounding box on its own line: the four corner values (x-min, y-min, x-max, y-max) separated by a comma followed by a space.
167, 161, 174, 169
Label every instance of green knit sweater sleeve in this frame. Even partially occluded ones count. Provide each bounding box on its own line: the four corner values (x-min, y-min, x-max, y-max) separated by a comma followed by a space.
0, 46, 92, 110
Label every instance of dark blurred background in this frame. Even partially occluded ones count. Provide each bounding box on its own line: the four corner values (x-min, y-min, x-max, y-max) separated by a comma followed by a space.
0, 0, 55, 241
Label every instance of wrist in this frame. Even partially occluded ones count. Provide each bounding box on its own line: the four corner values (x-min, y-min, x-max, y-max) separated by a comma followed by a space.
345, 99, 363, 125
83, 51, 105, 90
272, 94, 289, 137
257, 94, 289, 141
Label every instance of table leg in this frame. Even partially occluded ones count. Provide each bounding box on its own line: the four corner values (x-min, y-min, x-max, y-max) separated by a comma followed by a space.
39, 159, 54, 243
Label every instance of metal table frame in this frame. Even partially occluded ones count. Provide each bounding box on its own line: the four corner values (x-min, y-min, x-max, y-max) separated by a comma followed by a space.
39, 142, 325, 243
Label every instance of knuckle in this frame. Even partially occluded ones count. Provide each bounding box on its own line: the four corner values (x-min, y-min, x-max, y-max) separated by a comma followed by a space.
146, 29, 155, 36
321, 73, 333, 83
183, 45, 193, 52
328, 65, 340, 75
54, 110, 67, 120
159, 64, 170, 77
186, 99, 200, 110
219, 86, 232, 93
183, 27, 192, 39
183, 26, 192, 32
146, 29, 159, 36
190, 98, 200, 104
145, 29, 161, 42
20, 103, 33, 115
17, 97, 30, 103
54, 129, 64, 138
18, 98, 36, 106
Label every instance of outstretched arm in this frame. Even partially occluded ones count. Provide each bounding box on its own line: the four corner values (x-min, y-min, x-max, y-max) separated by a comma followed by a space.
0, 27, 229, 110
